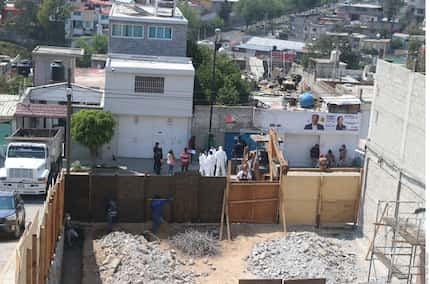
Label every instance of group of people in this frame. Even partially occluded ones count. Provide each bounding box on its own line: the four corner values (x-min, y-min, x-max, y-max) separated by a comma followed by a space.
153, 142, 194, 176
198, 146, 227, 176
310, 144, 348, 170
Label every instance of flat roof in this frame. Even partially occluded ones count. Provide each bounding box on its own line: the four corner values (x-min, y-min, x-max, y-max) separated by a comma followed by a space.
322, 95, 361, 105
362, 39, 391, 43
15, 103, 67, 118
338, 3, 382, 9
26, 82, 103, 106
106, 54, 194, 75
110, 3, 187, 25
32, 46, 84, 57
310, 58, 347, 65
245, 37, 306, 52
91, 54, 108, 61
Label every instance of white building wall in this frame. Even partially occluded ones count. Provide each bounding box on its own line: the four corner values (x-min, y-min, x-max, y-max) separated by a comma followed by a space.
104, 71, 194, 117
360, 60, 425, 239
254, 109, 361, 167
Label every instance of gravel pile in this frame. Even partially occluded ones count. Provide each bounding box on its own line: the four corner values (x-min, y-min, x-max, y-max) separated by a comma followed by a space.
171, 230, 220, 257
246, 232, 358, 283
96, 231, 196, 284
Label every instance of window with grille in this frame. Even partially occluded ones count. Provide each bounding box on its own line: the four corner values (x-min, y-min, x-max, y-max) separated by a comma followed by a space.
148, 26, 172, 40
111, 24, 144, 38
135, 76, 164, 93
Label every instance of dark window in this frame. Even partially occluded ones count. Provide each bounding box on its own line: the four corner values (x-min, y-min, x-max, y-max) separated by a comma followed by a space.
135, 76, 164, 93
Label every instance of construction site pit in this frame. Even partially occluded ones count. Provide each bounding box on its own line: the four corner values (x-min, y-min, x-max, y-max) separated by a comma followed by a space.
80, 223, 371, 284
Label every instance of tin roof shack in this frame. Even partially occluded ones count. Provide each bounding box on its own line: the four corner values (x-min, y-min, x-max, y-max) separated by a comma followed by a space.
32, 46, 84, 87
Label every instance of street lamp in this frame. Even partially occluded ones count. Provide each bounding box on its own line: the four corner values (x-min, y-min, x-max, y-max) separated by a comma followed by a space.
207, 28, 222, 148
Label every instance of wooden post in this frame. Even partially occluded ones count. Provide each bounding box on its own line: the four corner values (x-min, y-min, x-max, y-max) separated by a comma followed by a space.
39, 226, 46, 284
45, 207, 51, 275
31, 234, 38, 284
219, 161, 231, 241
279, 174, 287, 233
316, 175, 323, 227
225, 163, 232, 241
26, 248, 32, 284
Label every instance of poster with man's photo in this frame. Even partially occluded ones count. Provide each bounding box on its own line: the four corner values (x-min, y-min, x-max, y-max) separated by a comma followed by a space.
303, 113, 360, 132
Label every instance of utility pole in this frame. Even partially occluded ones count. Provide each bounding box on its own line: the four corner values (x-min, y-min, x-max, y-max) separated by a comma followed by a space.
208, 28, 221, 148
66, 68, 72, 177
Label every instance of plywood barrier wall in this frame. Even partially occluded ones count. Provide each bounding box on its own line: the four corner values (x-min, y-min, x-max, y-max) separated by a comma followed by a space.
65, 173, 226, 223
228, 182, 279, 223
15, 174, 65, 284
281, 171, 361, 225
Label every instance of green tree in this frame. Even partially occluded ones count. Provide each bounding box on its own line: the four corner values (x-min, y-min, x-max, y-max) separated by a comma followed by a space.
192, 45, 250, 105
217, 78, 240, 105
219, 2, 232, 24
177, 0, 201, 41
37, 0, 71, 43
390, 38, 403, 50
13, 0, 39, 36
75, 34, 108, 67
0, 74, 31, 95
71, 110, 115, 166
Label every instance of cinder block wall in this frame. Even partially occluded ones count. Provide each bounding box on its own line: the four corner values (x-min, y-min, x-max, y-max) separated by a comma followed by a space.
191, 105, 255, 150
360, 60, 425, 239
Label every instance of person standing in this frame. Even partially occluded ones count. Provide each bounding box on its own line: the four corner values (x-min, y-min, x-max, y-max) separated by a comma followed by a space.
310, 144, 320, 167
199, 151, 207, 176
153, 142, 163, 175
188, 136, 196, 164
338, 144, 347, 167
180, 148, 190, 172
166, 150, 176, 176
150, 195, 172, 234
105, 199, 118, 232
215, 146, 227, 176
319, 154, 328, 171
326, 149, 336, 168
205, 150, 216, 176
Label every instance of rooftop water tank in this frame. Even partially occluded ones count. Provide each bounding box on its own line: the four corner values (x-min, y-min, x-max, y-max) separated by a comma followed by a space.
50, 60, 65, 82
299, 92, 314, 108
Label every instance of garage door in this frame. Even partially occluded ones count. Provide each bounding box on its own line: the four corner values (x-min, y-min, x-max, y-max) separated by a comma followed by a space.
283, 134, 319, 167
118, 116, 153, 158
117, 116, 189, 158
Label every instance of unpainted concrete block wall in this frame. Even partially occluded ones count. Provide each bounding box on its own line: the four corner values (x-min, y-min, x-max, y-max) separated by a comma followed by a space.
108, 21, 187, 57
361, 60, 425, 240
191, 105, 254, 149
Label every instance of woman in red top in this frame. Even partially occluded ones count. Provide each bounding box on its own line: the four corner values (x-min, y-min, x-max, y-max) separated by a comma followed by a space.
180, 148, 190, 172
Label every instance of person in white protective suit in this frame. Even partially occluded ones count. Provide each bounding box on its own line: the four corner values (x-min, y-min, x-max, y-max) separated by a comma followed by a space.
215, 146, 227, 176
205, 150, 216, 176
199, 151, 207, 176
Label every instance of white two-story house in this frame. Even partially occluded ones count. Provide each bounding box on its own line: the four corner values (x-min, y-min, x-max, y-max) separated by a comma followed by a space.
103, 0, 195, 158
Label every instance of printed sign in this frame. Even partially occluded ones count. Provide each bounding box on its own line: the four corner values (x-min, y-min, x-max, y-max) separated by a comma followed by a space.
303, 113, 360, 132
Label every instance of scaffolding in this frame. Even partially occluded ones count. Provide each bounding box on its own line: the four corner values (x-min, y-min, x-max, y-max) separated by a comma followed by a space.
367, 200, 426, 283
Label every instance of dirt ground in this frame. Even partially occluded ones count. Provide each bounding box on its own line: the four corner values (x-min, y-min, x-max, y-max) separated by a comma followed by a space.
81, 222, 379, 284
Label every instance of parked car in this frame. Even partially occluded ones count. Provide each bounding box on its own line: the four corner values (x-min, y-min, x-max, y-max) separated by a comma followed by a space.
0, 192, 25, 238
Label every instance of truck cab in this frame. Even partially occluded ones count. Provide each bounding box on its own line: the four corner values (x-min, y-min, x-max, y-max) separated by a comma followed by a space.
0, 128, 63, 195
0, 143, 51, 194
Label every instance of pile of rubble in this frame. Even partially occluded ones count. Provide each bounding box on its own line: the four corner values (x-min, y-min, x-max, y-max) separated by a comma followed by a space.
246, 231, 359, 283
95, 231, 195, 284
171, 229, 219, 257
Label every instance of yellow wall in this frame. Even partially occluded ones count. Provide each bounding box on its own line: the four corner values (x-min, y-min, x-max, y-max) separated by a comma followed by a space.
280, 170, 361, 225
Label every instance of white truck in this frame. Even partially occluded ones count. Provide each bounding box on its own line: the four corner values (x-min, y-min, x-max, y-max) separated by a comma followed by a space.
0, 128, 63, 195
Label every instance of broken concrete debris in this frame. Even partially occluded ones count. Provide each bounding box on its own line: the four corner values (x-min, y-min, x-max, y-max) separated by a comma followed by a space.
95, 231, 196, 284
171, 229, 220, 257
246, 232, 358, 284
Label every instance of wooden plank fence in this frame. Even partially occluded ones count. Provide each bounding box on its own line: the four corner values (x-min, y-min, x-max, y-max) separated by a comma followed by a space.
15, 173, 65, 284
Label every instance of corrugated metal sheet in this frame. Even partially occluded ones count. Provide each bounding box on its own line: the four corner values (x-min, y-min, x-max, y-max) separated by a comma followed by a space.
0, 95, 21, 120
